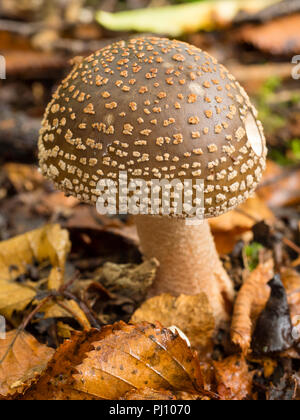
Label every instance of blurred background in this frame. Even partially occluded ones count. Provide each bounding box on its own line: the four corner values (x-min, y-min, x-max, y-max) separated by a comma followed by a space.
0, 0, 299, 255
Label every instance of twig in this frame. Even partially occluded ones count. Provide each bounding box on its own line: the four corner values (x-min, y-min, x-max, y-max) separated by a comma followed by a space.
283, 237, 300, 255
56, 301, 90, 330
63, 290, 102, 330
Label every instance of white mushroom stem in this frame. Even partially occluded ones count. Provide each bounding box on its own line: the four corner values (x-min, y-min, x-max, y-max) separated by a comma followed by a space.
135, 215, 235, 326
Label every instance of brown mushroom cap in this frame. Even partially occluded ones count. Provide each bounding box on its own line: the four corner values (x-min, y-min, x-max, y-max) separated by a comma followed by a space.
39, 36, 267, 218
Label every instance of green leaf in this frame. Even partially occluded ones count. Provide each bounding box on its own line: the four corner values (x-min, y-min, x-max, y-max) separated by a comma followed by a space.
96, 0, 280, 37
290, 139, 300, 161
244, 242, 264, 272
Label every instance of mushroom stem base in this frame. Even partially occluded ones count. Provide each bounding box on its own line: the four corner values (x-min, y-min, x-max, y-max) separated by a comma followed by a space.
135, 215, 234, 326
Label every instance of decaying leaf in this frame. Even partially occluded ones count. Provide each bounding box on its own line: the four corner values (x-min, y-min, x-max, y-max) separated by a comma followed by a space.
0, 224, 71, 320
213, 355, 254, 401
266, 375, 298, 401
231, 260, 274, 353
131, 294, 215, 351
251, 276, 294, 355
99, 259, 159, 301
23, 322, 204, 400
0, 330, 54, 397
96, 0, 279, 37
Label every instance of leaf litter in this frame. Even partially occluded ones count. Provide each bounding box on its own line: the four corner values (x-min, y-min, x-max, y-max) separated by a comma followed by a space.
0, 0, 300, 401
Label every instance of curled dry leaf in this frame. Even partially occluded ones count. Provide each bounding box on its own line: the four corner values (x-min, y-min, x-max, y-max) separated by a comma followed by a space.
231, 259, 274, 353
213, 355, 254, 401
0, 330, 54, 397
281, 268, 300, 322
131, 294, 215, 351
99, 259, 159, 302
23, 322, 203, 400
38, 299, 91, 331
0, 224, 71, 320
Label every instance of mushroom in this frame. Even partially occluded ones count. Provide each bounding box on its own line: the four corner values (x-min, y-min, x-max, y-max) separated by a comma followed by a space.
38, 37, 267, 325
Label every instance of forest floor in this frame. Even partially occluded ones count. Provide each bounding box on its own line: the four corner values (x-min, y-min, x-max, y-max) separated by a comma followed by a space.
0, 0, 300, 401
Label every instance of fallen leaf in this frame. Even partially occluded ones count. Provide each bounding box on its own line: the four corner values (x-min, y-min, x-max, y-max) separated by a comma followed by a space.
3, 163, 44, 193
213, 355, 254, 401
251, 275, 294, 355
23, 322, 204, 400
231, 260, 274, 353
96, 0, 279, 37
266, 375, 298, 400
56, 322, 75, 339
0, 224, 71, 319
121, 388, 177, 401
210, 195, 274, 254
122, 388, 202, 401
131, 294, 215, 351
257, 160, 300, 208
237, 14, 300, 55
210, 195, 274, 233
99, 259, 159, 302
263, 359, 278, 379
281, 268, 300, 322
22, 328, 103, 400
65, 206, 139, 245
38, 299, 91, 331
0, 330, 54, 397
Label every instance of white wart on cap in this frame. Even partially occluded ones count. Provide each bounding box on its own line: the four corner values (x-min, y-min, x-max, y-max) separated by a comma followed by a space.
39, 36, 267, 218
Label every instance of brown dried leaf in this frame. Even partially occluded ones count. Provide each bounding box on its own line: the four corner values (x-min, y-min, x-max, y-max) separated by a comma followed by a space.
231, 260, 274, 353
210, 195, 274, 233
39, 299, 91, 331
210, 195, 274, 254
281, 268, 300, 323
122, 388, 177, 401
99, 259, 159, 301
23, 322, 203, 400
0, 330, 54, 397
213, 355, 254, 401
237, 14, 300, 55
131, 294, 215, 351
257, 161, 300, 208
